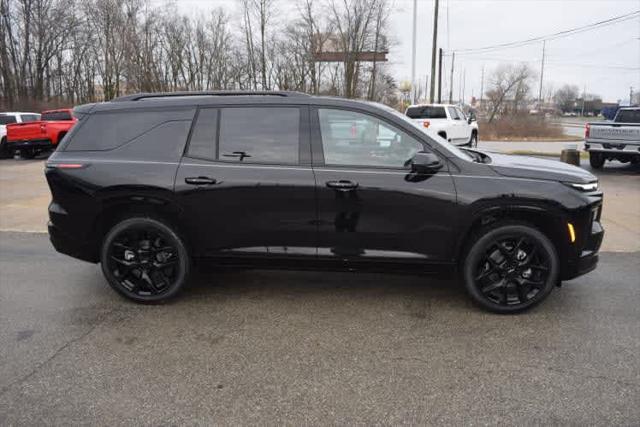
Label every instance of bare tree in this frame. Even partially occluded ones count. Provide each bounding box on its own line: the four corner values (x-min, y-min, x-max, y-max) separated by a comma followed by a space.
553, 84, 580, 113
485, 63, 535, 123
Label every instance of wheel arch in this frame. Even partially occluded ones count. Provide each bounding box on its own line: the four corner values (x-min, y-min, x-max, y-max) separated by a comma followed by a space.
455, 203, 570, 266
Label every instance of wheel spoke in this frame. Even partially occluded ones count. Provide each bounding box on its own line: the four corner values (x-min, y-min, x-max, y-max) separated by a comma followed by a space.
481, 279, 505, 294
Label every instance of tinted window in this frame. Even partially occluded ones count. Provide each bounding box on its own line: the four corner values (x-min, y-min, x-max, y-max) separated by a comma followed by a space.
447, 107, 460, 120
406, 106, 446, 119
20, 114, 40, 122
615, 110, 640, 123
65, 109, 195, 151
219, 107, 299, 164
42, 111, 72, 121
318, 109, 423, 168
0, 115, 17, 125
187, 108, 218, 160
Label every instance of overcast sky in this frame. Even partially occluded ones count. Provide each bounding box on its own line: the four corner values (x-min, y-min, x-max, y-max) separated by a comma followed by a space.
162, 0, 640, 103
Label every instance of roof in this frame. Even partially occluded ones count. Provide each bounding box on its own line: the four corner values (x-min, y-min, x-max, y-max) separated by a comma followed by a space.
407, 103, 458, 108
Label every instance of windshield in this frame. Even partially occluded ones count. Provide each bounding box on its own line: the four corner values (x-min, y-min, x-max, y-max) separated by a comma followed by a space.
368, 101, 477, 161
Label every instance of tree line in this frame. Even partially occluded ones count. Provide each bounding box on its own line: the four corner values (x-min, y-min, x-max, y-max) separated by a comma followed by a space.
0, 0, 396, 110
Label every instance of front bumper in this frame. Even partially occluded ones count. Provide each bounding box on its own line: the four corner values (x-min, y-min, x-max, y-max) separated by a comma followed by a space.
562, 220, 604, 280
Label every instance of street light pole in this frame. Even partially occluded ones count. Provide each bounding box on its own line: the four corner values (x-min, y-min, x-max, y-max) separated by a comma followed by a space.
448, 51, 455, 104
538, 40, 546, 105
429, 0, 439, 103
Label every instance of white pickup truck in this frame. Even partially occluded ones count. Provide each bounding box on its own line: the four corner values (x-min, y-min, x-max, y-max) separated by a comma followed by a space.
585, 107, 640, 168
405, 103, 478, 147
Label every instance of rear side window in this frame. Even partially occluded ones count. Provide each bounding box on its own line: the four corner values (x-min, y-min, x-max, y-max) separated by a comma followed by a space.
0, 115, 17, 124
218, 107, 299, 164
187, 108, 218, 160
615, 110, 640, 123
406, 106, 447, 119
42, 111, 72, 121
65, 109, 193, 151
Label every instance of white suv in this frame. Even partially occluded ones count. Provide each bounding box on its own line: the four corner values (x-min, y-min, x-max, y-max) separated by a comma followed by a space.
405, 104, 478, 147
0, 112, 41, 158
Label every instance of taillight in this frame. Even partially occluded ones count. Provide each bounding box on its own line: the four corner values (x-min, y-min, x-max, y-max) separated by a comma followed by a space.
585, 123, 590, 138
423, 120, 430, 128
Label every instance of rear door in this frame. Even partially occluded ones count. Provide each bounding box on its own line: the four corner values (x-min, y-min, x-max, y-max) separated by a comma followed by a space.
174, 105, 318, 261
311, 107, 458, 266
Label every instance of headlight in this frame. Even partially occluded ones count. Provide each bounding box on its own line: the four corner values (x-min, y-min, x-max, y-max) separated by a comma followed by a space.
565, 181, 598, 192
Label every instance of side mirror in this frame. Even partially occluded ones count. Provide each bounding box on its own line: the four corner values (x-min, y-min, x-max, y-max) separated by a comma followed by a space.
411, 151, 443, 174
467, 117, 473, 124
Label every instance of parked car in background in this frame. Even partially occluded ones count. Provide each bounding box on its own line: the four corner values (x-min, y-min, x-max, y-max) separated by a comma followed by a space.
0, 112, 41, 158
584, 107, 640, 169
46, 91, 603, 313
6, 108, 76, 159
405, 103, 478, 147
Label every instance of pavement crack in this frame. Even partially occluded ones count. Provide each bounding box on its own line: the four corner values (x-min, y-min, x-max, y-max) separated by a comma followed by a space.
0, 308, 118, 398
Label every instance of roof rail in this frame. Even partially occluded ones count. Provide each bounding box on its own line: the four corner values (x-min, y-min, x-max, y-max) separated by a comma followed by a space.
111, 90, 311, 102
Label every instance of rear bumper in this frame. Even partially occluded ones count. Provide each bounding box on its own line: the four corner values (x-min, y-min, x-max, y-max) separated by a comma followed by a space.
584, 141, 640, 155
48, 221, 98, 263
7, 139, 54, 149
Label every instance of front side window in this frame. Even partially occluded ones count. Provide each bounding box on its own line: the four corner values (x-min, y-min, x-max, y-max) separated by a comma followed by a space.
447, 107, 460, 120
456, 108, 466, 120
20, 114, 40, 122
219, 107, 300, 164
318, 109, 423, 168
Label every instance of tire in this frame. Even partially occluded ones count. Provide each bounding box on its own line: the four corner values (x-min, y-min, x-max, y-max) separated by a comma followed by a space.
462, 223, 559, 314
19, 149, 36, 159
468, 131, 478, 147
0, 137, 13, 159
589, 152, 605, 169
100, 217, 191, 303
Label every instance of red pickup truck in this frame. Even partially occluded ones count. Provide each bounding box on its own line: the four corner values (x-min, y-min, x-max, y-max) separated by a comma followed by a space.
6, 108, 77, 159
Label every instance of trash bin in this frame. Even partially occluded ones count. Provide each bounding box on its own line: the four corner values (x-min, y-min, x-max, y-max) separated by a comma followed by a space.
560, 144, 580, 166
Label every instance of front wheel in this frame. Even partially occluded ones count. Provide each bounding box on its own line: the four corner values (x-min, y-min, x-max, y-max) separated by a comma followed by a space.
19, 148, 36, 159
462, 224, 559, 314
468, 132, 478, 147
100, 217, 191, 303
0, 137, 13, 159
589, 152, 605, 169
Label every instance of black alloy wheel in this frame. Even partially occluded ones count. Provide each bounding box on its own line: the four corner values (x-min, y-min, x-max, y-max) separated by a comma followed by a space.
463, 224, 558, 313
101, 217, 190, 302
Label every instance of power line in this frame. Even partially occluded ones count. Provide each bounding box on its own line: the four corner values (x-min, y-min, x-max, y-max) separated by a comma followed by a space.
450, 10, 640, 55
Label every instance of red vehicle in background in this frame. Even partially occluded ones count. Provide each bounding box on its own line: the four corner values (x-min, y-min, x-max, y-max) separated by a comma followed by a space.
6, 108, 77, 159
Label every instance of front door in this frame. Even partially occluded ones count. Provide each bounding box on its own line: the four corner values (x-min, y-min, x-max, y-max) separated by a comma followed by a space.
174, 105, 317, 261
311, 107, 458, 265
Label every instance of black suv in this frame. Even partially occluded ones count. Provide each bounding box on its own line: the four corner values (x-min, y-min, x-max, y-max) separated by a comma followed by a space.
46, 91, 604, 313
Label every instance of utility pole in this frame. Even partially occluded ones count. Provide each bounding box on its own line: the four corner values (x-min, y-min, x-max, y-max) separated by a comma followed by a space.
462, 68, 466, 105
429, 0, 439, 103
448, 51, 455, 104
538, 40, 546, 105
581, 85, 586, 116
631, 86, 634, 105
479, 65, 485, 106
411, 0, 417, 104
437, 48, 443, 103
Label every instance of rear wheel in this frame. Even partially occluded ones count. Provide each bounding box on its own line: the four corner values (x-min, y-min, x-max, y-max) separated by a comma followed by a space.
589, 152, 605, 169
468, 131, 478, 147
462, 223, 559, 314
100, 217, 190, 303
19, 148, 36, 159
0, 137, 13, 159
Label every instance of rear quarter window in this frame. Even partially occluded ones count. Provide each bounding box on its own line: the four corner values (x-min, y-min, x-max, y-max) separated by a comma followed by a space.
64, 109, 195, 152
615, 110, 640, 123
0, 115, 17, 125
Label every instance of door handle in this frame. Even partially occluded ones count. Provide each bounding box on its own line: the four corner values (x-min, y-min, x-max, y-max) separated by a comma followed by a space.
185, 176, 217, 185
326, 180, 359, 191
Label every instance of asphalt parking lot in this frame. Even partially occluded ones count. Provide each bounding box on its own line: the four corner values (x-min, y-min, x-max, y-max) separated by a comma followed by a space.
1, 155, 639, 424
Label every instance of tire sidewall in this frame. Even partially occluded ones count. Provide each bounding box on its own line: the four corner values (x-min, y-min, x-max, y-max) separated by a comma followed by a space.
100, 217, 190, 303
463, 224, 559, 314
589, 152, 604, 168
